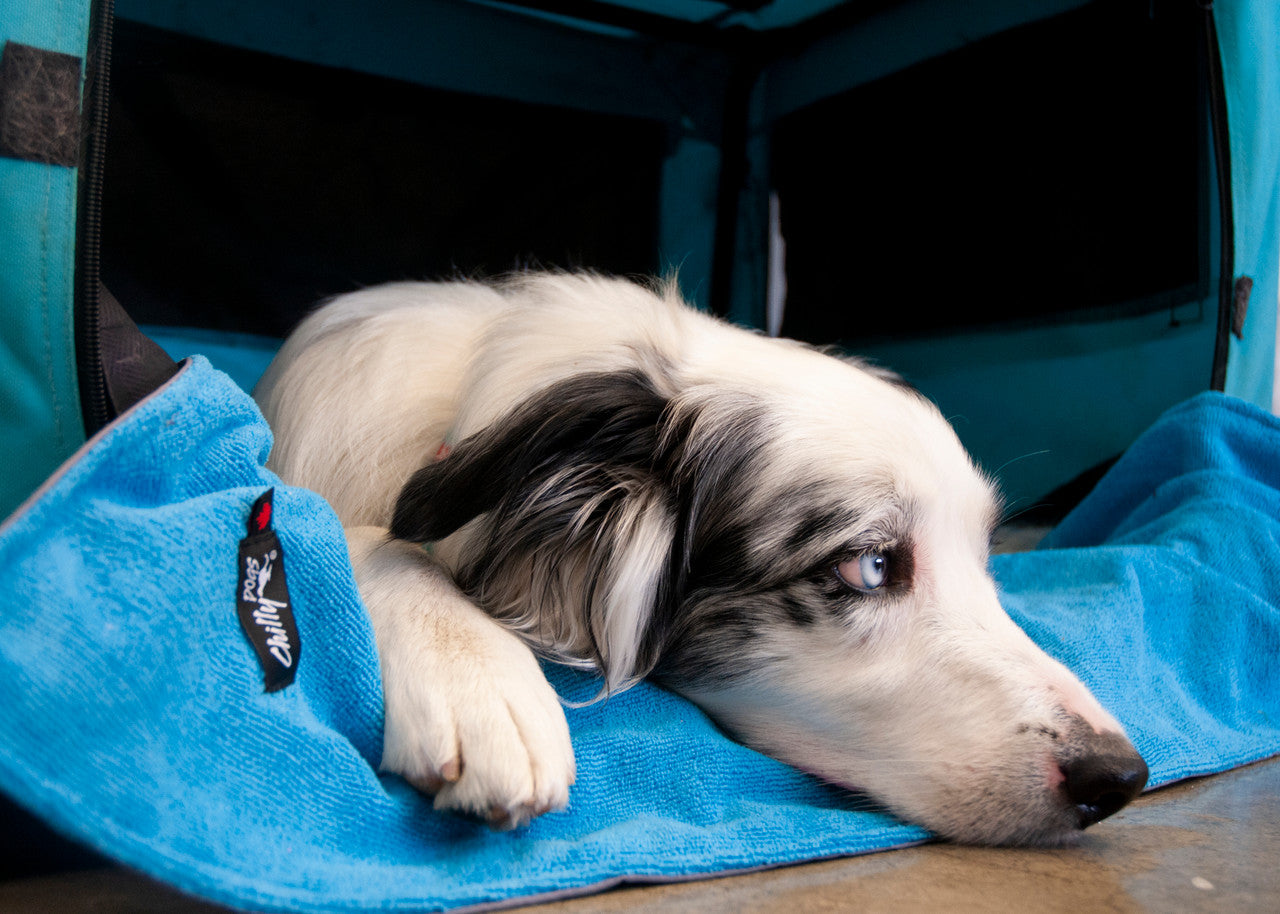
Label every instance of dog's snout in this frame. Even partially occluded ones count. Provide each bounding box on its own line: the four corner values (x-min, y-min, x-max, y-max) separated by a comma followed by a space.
1059, 732, 1149, 828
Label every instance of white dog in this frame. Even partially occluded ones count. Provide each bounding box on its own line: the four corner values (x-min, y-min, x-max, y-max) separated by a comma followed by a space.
254, 272, 1147, 844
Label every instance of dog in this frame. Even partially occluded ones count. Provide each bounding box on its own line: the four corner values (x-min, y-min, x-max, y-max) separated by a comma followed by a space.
254, 272, 1148, 844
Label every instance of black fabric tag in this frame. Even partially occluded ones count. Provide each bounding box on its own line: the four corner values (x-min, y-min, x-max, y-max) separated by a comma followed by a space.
236, 490, 300, 692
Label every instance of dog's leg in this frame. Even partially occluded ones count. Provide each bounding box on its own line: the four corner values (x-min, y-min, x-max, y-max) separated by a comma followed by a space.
345, 527, 576, 829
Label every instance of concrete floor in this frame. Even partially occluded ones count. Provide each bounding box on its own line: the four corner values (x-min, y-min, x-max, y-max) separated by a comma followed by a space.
508, 756, 1280, 914
1, 755, 1275, 913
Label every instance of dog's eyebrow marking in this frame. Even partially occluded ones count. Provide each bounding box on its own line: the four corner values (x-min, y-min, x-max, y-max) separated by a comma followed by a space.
783, 503, 861, 557
768, 493, 916, 593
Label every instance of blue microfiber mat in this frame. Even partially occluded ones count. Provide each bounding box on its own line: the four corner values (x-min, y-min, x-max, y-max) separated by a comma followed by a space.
1, 358, 1278, 912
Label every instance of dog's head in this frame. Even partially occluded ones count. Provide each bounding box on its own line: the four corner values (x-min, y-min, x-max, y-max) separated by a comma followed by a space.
391, 278, 1147, 845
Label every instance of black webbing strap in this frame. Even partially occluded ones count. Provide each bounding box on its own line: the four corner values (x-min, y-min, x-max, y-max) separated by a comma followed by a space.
95, 284, 182, 423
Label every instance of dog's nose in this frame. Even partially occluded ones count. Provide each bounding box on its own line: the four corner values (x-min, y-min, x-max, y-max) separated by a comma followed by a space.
1059, 735, 1149, 828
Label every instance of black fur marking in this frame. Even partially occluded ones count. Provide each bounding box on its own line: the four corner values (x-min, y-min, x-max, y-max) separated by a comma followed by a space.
651, 581, 834, 687
639, 401, 777, 677
393, 369, 678, 679
392, 367, 784, 683
395, 368, 763, 681
778, 593, 819, 626
782, 503, 863, 563
391, 370, 667, 543
653, 511, 918, 688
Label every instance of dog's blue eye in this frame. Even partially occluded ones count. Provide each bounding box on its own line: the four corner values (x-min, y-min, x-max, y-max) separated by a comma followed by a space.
835, 553, 889, 592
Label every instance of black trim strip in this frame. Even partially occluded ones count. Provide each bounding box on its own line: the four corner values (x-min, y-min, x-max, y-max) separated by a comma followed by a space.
1201, 2, 1234, 391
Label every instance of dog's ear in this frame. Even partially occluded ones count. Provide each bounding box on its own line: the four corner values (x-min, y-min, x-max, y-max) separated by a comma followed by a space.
390, 370, 677, 690
390, 369, 771, 692
391, 370, 667, 542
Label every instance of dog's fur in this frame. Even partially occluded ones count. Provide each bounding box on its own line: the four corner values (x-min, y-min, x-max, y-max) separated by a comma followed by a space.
255, 272, 1148, 844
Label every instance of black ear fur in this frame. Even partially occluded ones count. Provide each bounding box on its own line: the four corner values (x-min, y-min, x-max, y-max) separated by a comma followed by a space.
390, 370, 669, 543
390, 366, 775, 686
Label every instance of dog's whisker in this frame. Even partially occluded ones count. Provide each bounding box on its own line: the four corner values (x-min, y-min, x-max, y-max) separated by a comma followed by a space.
990, 449, 1052, 478
998, 502, 1054, 526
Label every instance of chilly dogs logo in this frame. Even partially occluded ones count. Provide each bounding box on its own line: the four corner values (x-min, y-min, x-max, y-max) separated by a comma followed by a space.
236, 489, 301, 692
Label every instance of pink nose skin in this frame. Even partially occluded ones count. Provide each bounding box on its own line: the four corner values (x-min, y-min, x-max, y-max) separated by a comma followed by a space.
1056, 727, 1149, 828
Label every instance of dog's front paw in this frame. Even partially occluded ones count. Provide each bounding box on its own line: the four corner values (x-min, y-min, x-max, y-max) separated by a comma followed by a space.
381, 619, 577, 830
348, 529, 576, 829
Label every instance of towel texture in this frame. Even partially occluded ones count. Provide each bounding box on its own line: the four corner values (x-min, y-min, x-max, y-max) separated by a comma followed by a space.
1, 363, 1277, 912
1002, 392, 1280, 785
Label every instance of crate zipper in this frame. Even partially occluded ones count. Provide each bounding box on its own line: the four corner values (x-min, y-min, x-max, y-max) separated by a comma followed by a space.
74, 0, 116, 435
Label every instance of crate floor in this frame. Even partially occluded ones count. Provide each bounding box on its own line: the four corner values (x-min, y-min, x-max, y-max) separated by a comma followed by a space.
1, 755, 1275, 914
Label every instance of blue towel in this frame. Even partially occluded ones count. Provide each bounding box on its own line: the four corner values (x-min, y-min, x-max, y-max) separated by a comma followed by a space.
0, 361, 1277, 912
1000, 392, 1280, 785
